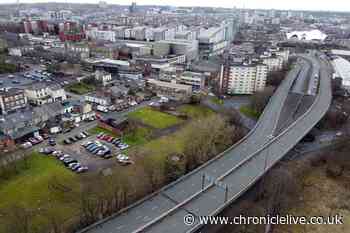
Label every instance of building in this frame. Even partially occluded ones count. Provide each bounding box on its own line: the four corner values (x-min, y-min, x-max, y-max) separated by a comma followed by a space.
332, 57, 350, 90
261, 55, 284, 72
24, 83, 67, 105
0, 88, 27, 115
86, 28, 116, 42
198, 21, 237, 59
177, 71, 206, 91
219, 62, 268, 95
146, 79, 192, 101
286, 30, 327, 41
8, 46, 34, 57
153, 39, 199, 61
85, 93, 112, 106
95, 70, 112, 86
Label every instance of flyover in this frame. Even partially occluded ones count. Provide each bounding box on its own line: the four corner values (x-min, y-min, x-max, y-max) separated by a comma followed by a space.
78, 54, 332, 233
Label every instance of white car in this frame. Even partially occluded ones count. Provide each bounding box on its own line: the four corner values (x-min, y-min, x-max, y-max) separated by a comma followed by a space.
21, 142, 32, 149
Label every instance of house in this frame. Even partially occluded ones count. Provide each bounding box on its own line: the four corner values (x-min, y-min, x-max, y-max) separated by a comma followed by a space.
0, 88, 28, 115
85, 92, 112, 106
24, 83, 67, 105
95, 70, 112, 86
0, 110, 39, 141
146, 79, 192, 101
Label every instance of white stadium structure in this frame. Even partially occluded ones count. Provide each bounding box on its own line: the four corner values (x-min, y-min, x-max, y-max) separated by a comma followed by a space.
286, 29, 328, 41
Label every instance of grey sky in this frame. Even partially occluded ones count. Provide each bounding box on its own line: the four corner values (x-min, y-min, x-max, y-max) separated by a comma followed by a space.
1, 0, 350, 12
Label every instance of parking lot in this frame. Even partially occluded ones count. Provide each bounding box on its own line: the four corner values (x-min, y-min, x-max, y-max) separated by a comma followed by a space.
41, 131, 132, 173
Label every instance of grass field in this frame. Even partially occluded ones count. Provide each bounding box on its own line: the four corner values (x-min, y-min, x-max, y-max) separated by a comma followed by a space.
88, 126, 119, 137
178, 105, 214, 119
123, 127, 152, 146
0, 153, 81, 232
209, 96, 224, 105
128, 107, 183, 129
239, 105, 260, 119
66, 82, 95, 95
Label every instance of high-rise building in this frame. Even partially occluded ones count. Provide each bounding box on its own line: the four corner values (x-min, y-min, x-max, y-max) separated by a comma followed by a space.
218, 62, 268, 95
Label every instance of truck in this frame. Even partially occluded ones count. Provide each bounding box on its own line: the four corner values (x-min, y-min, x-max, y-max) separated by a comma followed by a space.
97, 105, 109, 113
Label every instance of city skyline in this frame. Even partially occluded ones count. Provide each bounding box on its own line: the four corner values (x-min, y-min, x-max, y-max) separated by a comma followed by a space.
1, 0, 350, 12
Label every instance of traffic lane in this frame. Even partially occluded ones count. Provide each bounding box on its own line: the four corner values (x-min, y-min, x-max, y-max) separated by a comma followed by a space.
142, 56, 331, 233
291, 59, 311, 94
82, 62, 303, 233
161, 64, 302, 203
85, 193, 177, 233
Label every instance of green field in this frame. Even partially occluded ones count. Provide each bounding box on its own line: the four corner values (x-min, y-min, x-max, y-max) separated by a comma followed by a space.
0, 153, 81, 232
123, 127, 152, 146
209, 96, 224, 105
178, 105, 214, 119
88, 126, 119, 137
66, 82, 95, 94
128, 107, 183, 129
239, 105, 261, 119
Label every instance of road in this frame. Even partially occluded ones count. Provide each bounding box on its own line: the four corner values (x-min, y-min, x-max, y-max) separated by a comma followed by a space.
78, 58, 310, 233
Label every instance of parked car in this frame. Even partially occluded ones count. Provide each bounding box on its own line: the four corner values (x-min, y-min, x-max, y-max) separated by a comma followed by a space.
48, 138, 56, 146
21, 142, 32, 149
76, 166, 88, 173
59, 154, 71, 161
39, 147, 55, 155
63, 158, 78, 166
64, 139, 72, 144
52, 150, 63, 157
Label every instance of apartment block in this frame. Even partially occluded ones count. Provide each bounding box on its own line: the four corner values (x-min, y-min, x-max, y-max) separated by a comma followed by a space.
0, 88, 28, 115
219, 62, 268, 95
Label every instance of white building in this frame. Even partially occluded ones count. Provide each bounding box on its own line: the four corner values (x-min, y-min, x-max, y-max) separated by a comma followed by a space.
332, 57, 350, 90
95, 70, 112, 86
85, 93, 112, 106
286, 30, 327, 41
219, 63, 268, 95
261, 56, 284, 72
86, 28, 116, 42
177, 71, 205, 91
24, 83, 66, 105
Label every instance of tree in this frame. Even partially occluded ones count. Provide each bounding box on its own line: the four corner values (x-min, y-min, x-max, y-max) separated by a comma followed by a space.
138, 150, 164, 192
250, 87, 274, 115
4, 205, 34, 233
183, 115, 239, 171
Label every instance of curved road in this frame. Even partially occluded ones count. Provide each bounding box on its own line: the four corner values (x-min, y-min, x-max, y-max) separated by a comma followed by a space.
78, 54, 332, 233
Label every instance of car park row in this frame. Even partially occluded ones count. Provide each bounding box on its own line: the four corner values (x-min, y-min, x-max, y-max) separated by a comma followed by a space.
64, 131, 90, 145
39, 147, 89, 173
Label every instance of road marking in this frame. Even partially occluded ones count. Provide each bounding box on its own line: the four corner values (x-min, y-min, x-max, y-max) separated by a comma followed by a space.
151, 206, 159, 210
116, 225, 124, 230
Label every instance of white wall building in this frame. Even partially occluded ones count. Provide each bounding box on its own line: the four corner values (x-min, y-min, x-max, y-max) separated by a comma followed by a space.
220, 63, 268, 95
332, 57, 350, 90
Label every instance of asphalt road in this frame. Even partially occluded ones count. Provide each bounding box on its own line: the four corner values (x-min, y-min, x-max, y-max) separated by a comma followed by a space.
136, 54, 331, 233
78, 59, 307, 233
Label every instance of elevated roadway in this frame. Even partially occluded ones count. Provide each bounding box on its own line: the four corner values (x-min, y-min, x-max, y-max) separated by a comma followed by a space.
78, 54, 332, 233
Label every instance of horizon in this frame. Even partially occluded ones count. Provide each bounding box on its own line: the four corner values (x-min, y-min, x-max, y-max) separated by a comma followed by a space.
0, 0, 349, 13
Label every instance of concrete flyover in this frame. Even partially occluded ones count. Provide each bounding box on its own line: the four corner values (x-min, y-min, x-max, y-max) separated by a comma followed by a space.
77, 54, 332, 233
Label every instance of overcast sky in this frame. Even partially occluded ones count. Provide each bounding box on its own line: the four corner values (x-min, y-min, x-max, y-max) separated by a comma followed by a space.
1, 0, 350, 12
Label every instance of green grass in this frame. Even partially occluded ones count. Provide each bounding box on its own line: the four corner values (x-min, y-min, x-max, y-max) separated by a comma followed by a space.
123, 127, 152, 146
209, 96, 224, 105
178, 105, 214, 119
65, 82, 95, 94
88, 126, 119, 137
128, 107, 183, 129
0, 153, 81, 232
239, 105, 260, 119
